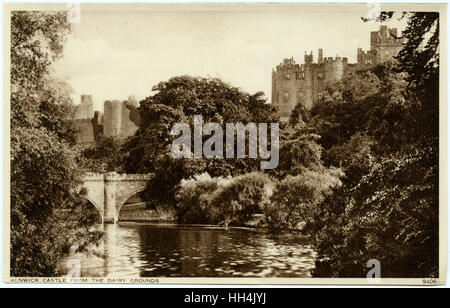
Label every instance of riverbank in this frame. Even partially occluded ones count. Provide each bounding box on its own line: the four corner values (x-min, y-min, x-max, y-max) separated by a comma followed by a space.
119, 203, 177, 222
118, 208, 307, 236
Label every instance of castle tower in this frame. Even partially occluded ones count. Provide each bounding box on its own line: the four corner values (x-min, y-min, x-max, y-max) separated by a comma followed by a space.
324, 56, 345, 82
104, 100, 123, 137
303, 58, 314, 110
318, 49, 323, 64
370, 25, 405, 63
271, 69, 277, 107
74, 94, 94, 120
304, 51, 313, 64
271, 26, 405, 120
103, 98, 139, 138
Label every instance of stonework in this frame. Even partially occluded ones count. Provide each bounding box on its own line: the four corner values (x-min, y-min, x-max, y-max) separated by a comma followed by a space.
272, 25, 405, 120
82, 172, 153, 223
72, 95, 140, 146
103, 99, 139, 138
73, 95, 94, 120
73, 118, 96, 146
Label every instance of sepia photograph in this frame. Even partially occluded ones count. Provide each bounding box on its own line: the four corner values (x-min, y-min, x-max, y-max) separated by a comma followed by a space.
2, 2, 447, 286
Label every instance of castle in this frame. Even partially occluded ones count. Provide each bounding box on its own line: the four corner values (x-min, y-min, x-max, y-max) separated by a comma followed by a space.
271, 25, 405, 119
72, 95, 140, 146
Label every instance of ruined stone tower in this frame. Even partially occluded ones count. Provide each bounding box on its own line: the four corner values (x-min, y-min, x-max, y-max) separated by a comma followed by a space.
103, 99, 139, 138
72, 95, 140, 146
272, 25, 405, 120
72, 95, 95, 146
74, 94, 94, 119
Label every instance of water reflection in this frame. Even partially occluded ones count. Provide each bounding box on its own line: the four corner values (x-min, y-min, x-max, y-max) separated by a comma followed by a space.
60, 223, 316, 278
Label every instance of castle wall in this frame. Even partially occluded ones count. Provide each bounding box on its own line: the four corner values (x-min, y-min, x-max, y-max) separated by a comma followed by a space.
104, 100, 123, 137
374, 45, 403, 64
73, 119, 95, 146
73, 94, 140, 145
357, 48, 377, 66
92, 111, 104, 142
323, 57, 345, 82
103, 100, 139, 138
74, 95, 94, 120
271, 70, 277, 106
303, 62, 314, 110
272, 26, 405, 119
120, 101, 139, 138
272, 54, 346, 118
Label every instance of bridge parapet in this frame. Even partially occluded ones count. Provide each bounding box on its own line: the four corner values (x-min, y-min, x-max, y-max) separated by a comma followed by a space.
81, 172, 153, 224
103, 172, 153, 182
84, 172, 153, 180
84, 173, 105, 182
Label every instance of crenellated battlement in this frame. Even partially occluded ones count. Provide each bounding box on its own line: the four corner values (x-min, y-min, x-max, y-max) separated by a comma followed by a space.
272, 25, 405, 119
85, 172, 153, 180
370, 25, 404, 50
323, 56, 348, 64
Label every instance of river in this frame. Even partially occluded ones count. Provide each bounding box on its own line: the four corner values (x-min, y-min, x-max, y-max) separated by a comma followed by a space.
59, 222, 316, 278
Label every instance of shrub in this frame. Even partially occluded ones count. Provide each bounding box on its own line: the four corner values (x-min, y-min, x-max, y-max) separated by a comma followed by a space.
265, 168, 343, 231
176, 172, 274, 227
209, 172, 274, 227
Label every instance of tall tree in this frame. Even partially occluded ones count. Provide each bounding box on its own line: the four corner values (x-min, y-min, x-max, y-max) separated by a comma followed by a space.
122, 76, 279, 207
10, 12, 101, 277
308, 13, 440, 278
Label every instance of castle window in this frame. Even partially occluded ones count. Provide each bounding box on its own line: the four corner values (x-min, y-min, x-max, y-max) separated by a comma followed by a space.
284, 92, 289, 102
298, 92, 304, 100
285, 73, 290, 80
318, 92, 323, 98
296, 72, 305, 79
318, 72, 323, 79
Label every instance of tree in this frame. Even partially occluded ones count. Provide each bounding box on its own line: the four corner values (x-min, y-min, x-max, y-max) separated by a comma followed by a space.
289, 103, 311, 127
211, 172, 274, 228
175, 173, 230, 224
10, 11, 101, 276
310, 149, 438, 277
274, 128, 323, 178
176, 172, 274, 227
308, 13, 440, 277
81, 136, 123, 173
122, 76, 279, 207
265, 168, 342, 231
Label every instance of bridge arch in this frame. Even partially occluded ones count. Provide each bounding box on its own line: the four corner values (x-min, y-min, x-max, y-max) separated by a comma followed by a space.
115, 187, 147, 215
81, 172, 153, 224
84, 195, 103, 217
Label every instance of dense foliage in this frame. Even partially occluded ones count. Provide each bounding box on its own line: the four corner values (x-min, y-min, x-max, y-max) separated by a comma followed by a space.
10, 12, 101, 277
176, 172, 274, 227
303, 13, 440, 278
122, 76, 280, 207
81, 136, 123, 173
12, 11, 439, 279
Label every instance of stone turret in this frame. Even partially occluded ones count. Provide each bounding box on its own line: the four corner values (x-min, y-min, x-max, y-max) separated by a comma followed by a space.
271, 25, 406, 120
318, 48, 323, 64
74, 94, 94, 120
103, 99, 139, 138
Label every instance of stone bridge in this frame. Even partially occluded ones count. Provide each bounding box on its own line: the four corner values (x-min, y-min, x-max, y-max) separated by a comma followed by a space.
82, 172, 153, 223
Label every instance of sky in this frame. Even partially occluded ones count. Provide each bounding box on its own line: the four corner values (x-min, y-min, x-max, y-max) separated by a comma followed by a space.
51, 4, 407, 112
